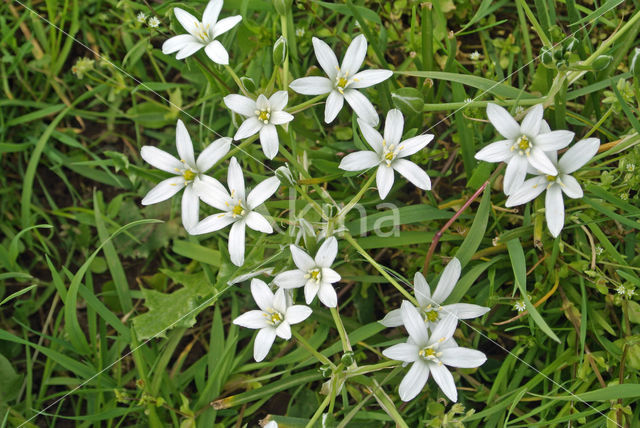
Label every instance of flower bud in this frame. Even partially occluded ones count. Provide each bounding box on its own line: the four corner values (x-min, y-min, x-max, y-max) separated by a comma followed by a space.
240, 76, 256, 92
273, 0, 291, 16
391, 87, 423, 115
273, 35, 287, 66
540, 47, 554, 67
341, 351, 355, 366
592, 54, 613, 71
275, 165, 295, 186
630, 47, 640, 79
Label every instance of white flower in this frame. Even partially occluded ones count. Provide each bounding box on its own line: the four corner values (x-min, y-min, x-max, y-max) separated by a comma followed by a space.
137, 12, 147, 23
289, 34, 393, 125
191, 157, 280, 266
295, 28, 305, 37
233, 279, 312, 362
380, 258, 489, 329
148, 16, 160, 28
338, 109, 433, 199
382, 302, 486, 402
475, 103, 575, 195
224, 91, 294, 159
162, 0, 241, 64
505, 138, 599, 237
469, 50, 480, 61
274, 237, 342, 307
513, 300, 526, 312
140, 119, 231, 231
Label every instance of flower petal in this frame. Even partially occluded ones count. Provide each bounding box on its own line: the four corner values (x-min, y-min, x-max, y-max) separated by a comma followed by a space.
194, 175, 231, 210
440, 347, 487, 368
228, 157, 245, 199
317, 283, 338, 307
233, 310, 269, 329
486, 103, 520, 140
268, 91, 289, 111
304, 280, 320, 304
376, 165, 395, 199
245, 211, 272, 233
315, 236, 338, 267
428, 313, 457, 344
519, 104, 543, 136
175, 119, 196, 168
204, 40, 229, 64
324, 90, 344, 123
534, 130, 574, 151
504, 175, 547, 207
212, 15, 242, 39
341, 34, 367, 76
560, 174, 583, 198
270, 110, 294, 125
382, 343, 419, 362
274, 269, 306, 289
196, 137, 231, 172
321, 268, 341, 283
272, 288, 287, 314
234, 116, 262, 140
259, 124, 279, 159
224, 94, 256, 117
558, 138, 599, 174
312, 37, 339, 80
253, 327, 276, 362
349, 69, 393, 89
444, 303, 490, 320
384, 109, 404, 145
503, 155, 529, 196
343, 89, 379, 126
474, 140, 513, 163
286, 305, 312, 324
289, 76, 333, 95
379, 309, 403, 328
190, 213, 235, 234
357, 118, 383, 154
397, 134, 434, 158
173, 8, 200, 37
430, 363, 457, 402
229, 219, 246, 266
339, 151, 379, 171
413, 272, 432, 307
142, 176, 185, 205
162, 34, 197, 54
398, 361, 430, 402
400, 301, 429, 347
202, 0, 223, 26
290, 245, 315, 272
545, 184, 565, 238
392, 159, 431, 191
181, 184, 200, 232
275, 322, 291, 340
251, 278, 273, 312
528, 147, 557, 176
141, 146, 183, 174
247, 176, 280, 209
431, 257, 461, 304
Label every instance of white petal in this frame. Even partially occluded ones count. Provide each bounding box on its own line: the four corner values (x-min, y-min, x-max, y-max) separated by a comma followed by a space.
202, 0, 223, 26
224, 94, 256, 117
141, 146, 183, 174
204, 40, 229, 64
247, 176, 280, 209
324, 90, 344, 123
339, 151, 379, 171
235, 116, 262, 140
162, 34, 197, 54
486, 103, 520, 140
545, 185, 565, 238
268, 91, 289, 111
176, 42, 204, 60
274, 270, 306, 289
343, 89, 379, 126
233, 310, 269, 329
505, 175, 547, 207
376, 165, 395, 200
392, 159, 431, 191
519, 104, 543, 136
382, 343, 419, 362
321, 268, 341, 283
428, 313, 457, 344
270, 111, 294, 125
245, 212, 273, 233
304, 280, 320, 304
285, 305, 312, 324
534, 130, 574, 151
379, 309, 403, 327
312, 37, 339, 80
275, 322, 291, 339
289, 76, 333, 95
142, 177, 185, 205
193, 175, 231, 210
315, 236, 338, 267
251, 278, 274, 312
443, 303, 490, 320
190, 213, 235, 234
256, 94, 269, 111
259, 124, 279, 159
272, 288, 287, 314
440, 347, 487, 368
558, 138, 599, 174
290, 245, 315, 271
528, 147, 557, 176
173, 8, 200, 37
431, 257, 461, 303
175, 119, 196, 168
400, 301, 429, 347
560, 174, 583, 199
227, 157, 245, 199
341, 34, 367, 76
503, 155, 529, 195
398, 361, 430, 402
430, 364, 457, 402
357, 118, 383, 154
181, 185, 200, 232
253, 328, 276, 362
413, 272, 432, 307
349, 69, 393, 89
212, 15, 242, 39
474, 140, 513, 163
317, 283, 338, 307
397, 134, 434, 158
383, 109, 404, 145
196, 137, 231, 172
229, 219, 246, 266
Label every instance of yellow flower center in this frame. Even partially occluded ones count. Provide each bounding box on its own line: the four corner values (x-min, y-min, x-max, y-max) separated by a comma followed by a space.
258, 109, 270, 123
419, 347, 436, 358
231, 203, 245, 217
194, 22, 212, 43
517, 135, 531, 151
424, 309, 439, 323
183, 169, 196, 181
546, 175, 557, 182
269, 311, 283, 325
310, 268, 321, 281
384, 151, 395, 161
337, 77, 348, 88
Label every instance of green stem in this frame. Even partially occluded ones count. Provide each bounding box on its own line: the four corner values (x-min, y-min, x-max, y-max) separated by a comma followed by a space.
224, 64, 250, 97
347, 360, 398, 377
330, 307, 352, 353
280, 15, 289, 89
306, 392, 332, 428
286, 94, 328, 114
337, 173, 376, 220
292, 330, 335, 367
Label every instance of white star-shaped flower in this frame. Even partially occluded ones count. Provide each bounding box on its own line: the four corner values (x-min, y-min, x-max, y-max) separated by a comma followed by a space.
382, 302, 486, 402
140, 119, 231, 231
224, 91, 294, 159
380, 258, 489, 329
162, 0, 241, 64
475, 103, 574, 195
148, 17, 160, 28
289, 34, 392, 125
338, 109, 433, 199
191, 157, 280, 266
505, 138, 599, 237
233, 279, 312, 362
137, 12, 147, 23
274, 237, 342, 308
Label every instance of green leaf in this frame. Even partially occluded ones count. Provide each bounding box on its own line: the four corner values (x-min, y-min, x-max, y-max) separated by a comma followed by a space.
455, 186, 491, 267
391, 87, 424, 115
172, 240, 221, 266
550, 384, 640, 401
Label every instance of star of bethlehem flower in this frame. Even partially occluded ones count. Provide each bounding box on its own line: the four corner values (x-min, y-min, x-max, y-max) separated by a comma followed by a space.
224, 91, 294, 159
505, 138, 599, 237
289, 34, 392, 125
137, 12, 147, 23
513, 300, 526, 312
475, 103, 575, 195
148, 16, 160, 28
233, 279, 312, 362
380, 258, 489, 329
140, 119, 231, 232
339, 109, 433, 199
191, 157, 280, 266
274, 237, 341, 307
162, 0, 241, 64
382, 302, 487, 402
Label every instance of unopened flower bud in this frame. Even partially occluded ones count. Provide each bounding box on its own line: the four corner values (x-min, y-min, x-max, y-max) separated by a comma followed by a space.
630, 47, 640, 79
273, 0, 291, 16
592, 55, 613, 71
240, 76, 256, 92
273, 36, 287, 66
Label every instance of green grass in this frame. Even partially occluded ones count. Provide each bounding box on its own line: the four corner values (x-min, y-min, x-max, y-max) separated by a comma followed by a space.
1, 0, 640, 426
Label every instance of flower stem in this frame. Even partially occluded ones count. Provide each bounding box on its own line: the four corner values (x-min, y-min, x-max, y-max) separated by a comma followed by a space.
223, 64, 250, 97
330, 307, 352, 353
347, 360, 398, 376
280, 15, 289, 89
292, 329, 334, 367
286, 94, 328, 114
306, 392, 332, 428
